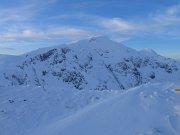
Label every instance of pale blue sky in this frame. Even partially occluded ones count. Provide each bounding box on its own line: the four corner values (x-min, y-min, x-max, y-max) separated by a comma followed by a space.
0, 0, 180, 59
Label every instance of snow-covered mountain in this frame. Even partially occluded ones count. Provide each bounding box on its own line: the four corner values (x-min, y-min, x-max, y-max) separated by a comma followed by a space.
0, 36, 180, 90
0, 36, 180, 135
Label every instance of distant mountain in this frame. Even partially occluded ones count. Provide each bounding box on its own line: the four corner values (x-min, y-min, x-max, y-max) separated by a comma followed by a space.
0, 36, 180, 90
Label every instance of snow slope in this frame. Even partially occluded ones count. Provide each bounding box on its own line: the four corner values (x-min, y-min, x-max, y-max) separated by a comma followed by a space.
0, 85, 117, 135
31, 83, 180, 135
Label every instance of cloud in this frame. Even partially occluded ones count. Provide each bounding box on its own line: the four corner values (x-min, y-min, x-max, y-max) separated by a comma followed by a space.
166, 5, 180, 15
96, 4, 180, 37
0, 6, 33, 23
100, 18, 140, 33
0, 26, 93, 42
153, 4, 180, 25
1, 2, 180, 46
0, 47, 15, 50
47, 27, 91, 37
52, 13, 142, 35
0, 13, 138, 43
97, 4, 180, 36
0, 0, 58, 24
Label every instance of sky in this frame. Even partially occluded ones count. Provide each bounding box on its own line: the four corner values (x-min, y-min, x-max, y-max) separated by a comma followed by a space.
0, 0, 180, 59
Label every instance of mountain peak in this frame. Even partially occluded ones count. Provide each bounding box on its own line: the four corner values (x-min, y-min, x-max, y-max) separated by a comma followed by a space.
77, 36, 113, 44
73, 36, 126, 50
140, 48, 158, 56
88, 36, 110, 42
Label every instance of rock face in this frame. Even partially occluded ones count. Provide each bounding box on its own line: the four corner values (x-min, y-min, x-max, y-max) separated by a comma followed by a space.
0, 36, 180, 90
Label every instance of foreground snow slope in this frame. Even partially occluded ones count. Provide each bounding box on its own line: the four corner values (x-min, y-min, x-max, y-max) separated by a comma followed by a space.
32, 83, 180, 135
0, 85, 117, 135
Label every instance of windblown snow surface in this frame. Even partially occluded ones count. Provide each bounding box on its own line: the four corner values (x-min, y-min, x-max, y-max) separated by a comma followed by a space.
31, 83, 180, 135
0, 36, 180, 135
